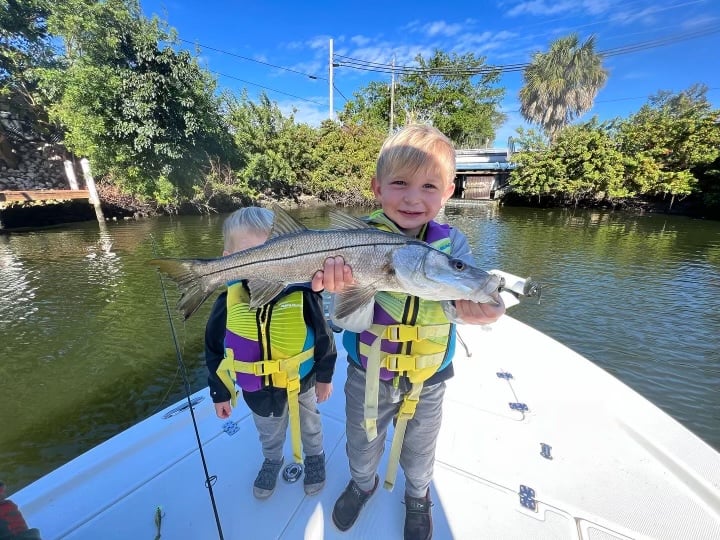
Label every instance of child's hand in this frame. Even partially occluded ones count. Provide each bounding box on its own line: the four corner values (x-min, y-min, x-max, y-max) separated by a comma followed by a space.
455, 294, 505, 325
315, 382, 333, 403
311, 256, 354, 293
214, 401, 232, 419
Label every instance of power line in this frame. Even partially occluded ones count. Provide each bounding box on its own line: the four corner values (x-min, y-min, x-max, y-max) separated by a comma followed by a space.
176, 37, 326, 81
333, 25, 720, 77
210, 70, 325, 105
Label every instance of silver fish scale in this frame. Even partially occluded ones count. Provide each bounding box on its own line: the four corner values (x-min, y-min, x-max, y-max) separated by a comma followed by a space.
209, 228, 415, 287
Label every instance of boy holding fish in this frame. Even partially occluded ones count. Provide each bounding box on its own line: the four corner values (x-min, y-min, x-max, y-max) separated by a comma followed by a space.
312, 124, 505, 539
205, 207, 337, 499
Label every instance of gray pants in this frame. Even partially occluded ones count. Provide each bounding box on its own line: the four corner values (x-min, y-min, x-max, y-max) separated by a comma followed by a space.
344, 363, 446, 498
252, 386, 324, 462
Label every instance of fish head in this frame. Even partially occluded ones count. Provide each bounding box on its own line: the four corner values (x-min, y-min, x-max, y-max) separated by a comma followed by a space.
392, 243, 501, 303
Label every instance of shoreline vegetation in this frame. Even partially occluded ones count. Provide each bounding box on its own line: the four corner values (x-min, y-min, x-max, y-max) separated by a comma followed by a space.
1, 180, 711, 233
2, 3, 718, 229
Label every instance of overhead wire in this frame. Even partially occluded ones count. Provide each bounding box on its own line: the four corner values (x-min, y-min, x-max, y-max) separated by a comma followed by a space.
176, 37, 326, 81
333, 25, 720, 76
210, 70, 325, 105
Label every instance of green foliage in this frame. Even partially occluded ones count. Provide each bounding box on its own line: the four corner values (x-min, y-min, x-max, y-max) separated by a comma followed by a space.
614, 84, 719, 206
0, 0, 54, 87
309, 121, 386, 205
510, 122, 625, 204
39, 0, 233, 203
226, 91, 315, 197
339, 81, 393, 131
341, 50, 505, 146
519, 34, 608, 141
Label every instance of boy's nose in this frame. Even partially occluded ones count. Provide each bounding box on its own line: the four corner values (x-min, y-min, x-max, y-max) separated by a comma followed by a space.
403, 189, 420, 203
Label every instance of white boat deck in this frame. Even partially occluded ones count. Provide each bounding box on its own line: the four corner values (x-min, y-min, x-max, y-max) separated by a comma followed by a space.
13, 315, 720, 539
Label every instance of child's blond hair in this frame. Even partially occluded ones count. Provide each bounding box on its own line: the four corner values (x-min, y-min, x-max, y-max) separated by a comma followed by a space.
222, 206, 274, 252
376, 124, 456, 186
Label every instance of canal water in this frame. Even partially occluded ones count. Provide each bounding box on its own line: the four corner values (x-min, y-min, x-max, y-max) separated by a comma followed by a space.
1, 204, 719, 494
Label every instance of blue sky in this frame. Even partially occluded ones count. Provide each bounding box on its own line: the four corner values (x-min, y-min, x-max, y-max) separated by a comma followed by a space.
139, 0, 720, 147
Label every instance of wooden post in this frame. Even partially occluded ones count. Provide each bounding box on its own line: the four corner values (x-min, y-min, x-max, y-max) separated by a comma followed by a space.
64, 160, 80, 190
79, 158, 105, 224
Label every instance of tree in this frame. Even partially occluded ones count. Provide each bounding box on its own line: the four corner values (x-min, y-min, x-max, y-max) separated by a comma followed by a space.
0, 0, 61, 164
519, 34, 608, 141
310, 121, 385, 205
510, 121, 625, 205
40, 0, 233, 203
0, 0, 55, 98
340, 50, 505, 146
614, 84, 720, 209
226, 91, 315, 198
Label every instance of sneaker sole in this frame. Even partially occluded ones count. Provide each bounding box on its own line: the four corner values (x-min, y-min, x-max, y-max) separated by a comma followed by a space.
253, 487, 275, 499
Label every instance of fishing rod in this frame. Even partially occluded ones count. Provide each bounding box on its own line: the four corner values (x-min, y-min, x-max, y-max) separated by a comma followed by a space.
151, 236, 225, 540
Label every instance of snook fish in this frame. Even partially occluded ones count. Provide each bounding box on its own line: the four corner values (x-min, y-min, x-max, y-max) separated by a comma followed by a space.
150, 206, 502, 320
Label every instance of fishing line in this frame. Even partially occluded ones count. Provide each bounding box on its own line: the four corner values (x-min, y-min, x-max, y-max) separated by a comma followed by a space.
151, 236, 225, 540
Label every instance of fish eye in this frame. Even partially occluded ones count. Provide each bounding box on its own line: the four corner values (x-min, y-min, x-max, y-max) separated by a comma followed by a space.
451, 259, 465, 271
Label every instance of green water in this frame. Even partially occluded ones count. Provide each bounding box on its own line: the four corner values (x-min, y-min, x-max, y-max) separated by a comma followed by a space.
1, 204, 719, 494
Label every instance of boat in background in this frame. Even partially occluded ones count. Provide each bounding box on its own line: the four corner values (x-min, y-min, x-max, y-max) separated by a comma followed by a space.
11, 289, 720, 539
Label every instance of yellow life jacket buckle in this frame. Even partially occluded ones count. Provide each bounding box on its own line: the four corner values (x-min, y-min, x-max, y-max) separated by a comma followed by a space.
385, 325, 421, 342
251, 360, 281, 376
384, 354, 418, 372
286, 376, 301, 393
398, 395, 419, 419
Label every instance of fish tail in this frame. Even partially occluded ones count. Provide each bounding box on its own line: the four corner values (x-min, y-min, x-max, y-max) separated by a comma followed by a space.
150, 258, 217, 320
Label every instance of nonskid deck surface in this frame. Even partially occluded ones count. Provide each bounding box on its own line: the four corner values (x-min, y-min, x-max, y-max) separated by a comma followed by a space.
13, 317, 720, 539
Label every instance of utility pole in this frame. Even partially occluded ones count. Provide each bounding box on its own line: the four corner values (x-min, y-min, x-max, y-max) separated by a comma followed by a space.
389, 55, 395, 133
329, 38, 334, 121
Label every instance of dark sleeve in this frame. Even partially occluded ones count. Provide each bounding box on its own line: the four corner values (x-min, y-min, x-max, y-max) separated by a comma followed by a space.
205, 292, 232, 403
304, 290, 337, 384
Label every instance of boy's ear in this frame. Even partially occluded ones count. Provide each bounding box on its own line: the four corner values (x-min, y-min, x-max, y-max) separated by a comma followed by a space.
443, 181, 456, 202
371, 176, 382, 198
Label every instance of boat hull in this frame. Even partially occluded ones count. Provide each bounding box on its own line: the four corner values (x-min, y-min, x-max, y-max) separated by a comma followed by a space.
12, 316, 720, 539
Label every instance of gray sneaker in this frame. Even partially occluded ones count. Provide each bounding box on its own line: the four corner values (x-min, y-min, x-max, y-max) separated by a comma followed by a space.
303, 452, 326, 495
253, 458, 283, 499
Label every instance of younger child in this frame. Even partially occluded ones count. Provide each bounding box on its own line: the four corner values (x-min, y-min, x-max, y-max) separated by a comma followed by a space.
205, 207, 336, 499
312, 125, 505, 539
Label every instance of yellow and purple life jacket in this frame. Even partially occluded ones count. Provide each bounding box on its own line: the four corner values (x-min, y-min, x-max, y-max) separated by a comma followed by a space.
217, 282, 315, 396
216, 282, 315, 464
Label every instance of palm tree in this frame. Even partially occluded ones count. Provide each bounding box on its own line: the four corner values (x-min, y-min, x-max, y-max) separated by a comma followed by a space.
519, 34, 608, 141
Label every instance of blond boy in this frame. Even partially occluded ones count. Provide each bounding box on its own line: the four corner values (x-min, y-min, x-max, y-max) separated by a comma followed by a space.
312, 125, 505, 539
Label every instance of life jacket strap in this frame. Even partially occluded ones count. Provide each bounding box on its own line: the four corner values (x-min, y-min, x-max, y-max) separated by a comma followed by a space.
382, 352, 447, 373
363, 337, 383, 442
361, 328, 445, 446
384, 381, 424, 491
382, 323, 451, 342
216, 347, 314, 464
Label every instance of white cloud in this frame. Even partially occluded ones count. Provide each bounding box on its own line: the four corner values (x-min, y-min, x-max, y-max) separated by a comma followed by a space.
278, 99, 329, 127
350, 35, 372, 46
505, 0, 611, 17
423, 21, 464, 37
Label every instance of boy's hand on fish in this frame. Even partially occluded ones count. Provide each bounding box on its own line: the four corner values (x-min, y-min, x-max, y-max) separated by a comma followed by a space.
455, 294, 506, 325
311, 256, 354, 293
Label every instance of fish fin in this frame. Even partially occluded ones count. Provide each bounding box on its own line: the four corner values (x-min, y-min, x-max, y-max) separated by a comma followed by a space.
247, 279, 286, 308
150, 258, 217, 320
328, 210, 372, 230
269, 205, 307, 238
334, 284, 378, 319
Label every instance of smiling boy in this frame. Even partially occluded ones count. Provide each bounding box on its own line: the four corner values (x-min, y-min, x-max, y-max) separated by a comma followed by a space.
312, 124, 505, 539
